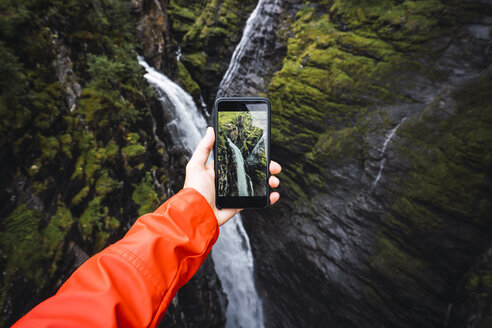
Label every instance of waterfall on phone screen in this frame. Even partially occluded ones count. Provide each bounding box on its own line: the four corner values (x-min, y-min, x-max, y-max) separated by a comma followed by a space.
227, 138, 249, 196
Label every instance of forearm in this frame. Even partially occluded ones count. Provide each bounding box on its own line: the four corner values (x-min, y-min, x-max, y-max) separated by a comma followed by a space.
13, 188, 219, 328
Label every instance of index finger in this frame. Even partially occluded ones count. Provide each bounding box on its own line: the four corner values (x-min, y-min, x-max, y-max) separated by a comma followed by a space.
269, 161, 281, 175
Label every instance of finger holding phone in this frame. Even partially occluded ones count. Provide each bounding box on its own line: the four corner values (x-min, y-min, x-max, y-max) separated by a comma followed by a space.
184, 97, 280, 226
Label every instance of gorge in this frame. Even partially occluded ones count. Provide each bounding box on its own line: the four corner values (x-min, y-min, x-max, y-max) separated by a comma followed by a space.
1, 0, 492, 328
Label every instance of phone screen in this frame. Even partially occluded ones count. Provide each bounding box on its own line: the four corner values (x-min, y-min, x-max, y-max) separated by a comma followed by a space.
215, 98, 270, 208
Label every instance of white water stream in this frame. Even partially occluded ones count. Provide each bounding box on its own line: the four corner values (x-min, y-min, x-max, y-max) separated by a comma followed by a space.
218, 0, 267, 95
211, 0, 271, 325
372, 117, 407, 187
138, 57, 207, 151
227, 138, 250, 196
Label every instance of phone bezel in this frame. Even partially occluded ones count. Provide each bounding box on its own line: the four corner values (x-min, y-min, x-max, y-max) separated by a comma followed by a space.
213, 97, 271, 209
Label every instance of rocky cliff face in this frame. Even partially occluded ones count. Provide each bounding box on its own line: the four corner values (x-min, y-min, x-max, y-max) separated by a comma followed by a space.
0, 1, 193, 325
0, 0, 251, 326
239, 1, 492, 327
160, 0, 257, 110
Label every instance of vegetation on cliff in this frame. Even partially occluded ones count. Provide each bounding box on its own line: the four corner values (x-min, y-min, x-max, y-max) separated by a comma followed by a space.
261, 0, 492, 326
367, 68, 492, 326
1, 0, 491, 327
0, 0, 169, 325
167, 0, 257, 107
269, 0, 463, 200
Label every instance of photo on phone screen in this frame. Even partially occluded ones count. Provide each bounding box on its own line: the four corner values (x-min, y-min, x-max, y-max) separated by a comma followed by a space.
214, 98, 270, 208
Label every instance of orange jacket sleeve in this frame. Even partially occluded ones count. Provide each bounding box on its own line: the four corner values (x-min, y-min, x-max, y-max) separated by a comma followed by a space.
12, 188, 219, 328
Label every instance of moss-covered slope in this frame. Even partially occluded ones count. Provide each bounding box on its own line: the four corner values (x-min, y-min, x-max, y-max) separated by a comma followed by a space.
0, 0, 172, 325
167, 0, 257, 108
241, 0, 492, 327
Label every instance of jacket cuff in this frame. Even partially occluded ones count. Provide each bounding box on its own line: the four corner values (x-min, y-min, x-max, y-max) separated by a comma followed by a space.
154, 188, 218, 232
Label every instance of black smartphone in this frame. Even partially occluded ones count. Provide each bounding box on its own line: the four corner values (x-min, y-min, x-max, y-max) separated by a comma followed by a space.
214, 97, 271, 209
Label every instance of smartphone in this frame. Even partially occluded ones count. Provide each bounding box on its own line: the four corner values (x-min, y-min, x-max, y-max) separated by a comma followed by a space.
214, 97, 271, 209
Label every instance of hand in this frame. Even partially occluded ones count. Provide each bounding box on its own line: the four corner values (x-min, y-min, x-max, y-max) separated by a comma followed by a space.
184, 127, 281, 226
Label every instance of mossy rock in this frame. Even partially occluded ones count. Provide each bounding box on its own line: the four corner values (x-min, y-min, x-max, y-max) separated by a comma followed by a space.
177, 61, 201, 100
122, 144, 146, 160
132, 172, 160, 216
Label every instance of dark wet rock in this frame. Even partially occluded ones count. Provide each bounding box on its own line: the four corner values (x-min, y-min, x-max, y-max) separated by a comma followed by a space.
132, 0, 176, 74
53, 43, 81, 112
240, 1, 492, 328
166, 0, 258, 110
218, 0, 300, 98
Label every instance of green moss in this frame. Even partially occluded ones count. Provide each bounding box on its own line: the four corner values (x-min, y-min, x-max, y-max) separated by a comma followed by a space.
78, 196, 119, 251
94, 230, 110, 252
42, 204, 73, 273
392, 69, 492, 228
79, 197, 107, 241
266, 0, 465, 207
39, 135, 60, 161
122, 144, 146, 159
183, 52, 207, 71
308, 126, 362, 165
0, 202, 73, 312
364, 65, 492, 315
95, 170, 121, 196
132, 172, 160, 216
105, 140, 119, 160
126, 132, 139, 144
177, 61, 201, 100
462, 259, 492, 325
0, 205, 45, 284
168, 0, 198, 25
169, 0, 256, 100
0, 0, 166, 323
72, 185, 90, 205
59, 133, 73, 158
84, 147, 108, 184
372, 234, 426, 276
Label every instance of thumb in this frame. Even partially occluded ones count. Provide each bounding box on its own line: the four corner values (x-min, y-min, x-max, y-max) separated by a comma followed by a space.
189, 127, 214, 168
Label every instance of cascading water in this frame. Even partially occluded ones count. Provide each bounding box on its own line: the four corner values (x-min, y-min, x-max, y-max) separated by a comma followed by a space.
227, 138, 250, 196
247, 176, 254, 196
212, 217, 263, 327
211, 0, 273, 326
372, 117, 407, 187
218, 0, 267, 94
217, 0, 282, 98
247, 132, 265, 165
138, 57, 207, 152
138, 53, 264, 327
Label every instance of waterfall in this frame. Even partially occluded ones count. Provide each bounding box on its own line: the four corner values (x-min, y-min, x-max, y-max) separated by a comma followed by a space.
138, 57, 207, 153
372, 117, 407, 187
217, 0, 267, 95
247, 132, 265, 164
217, 0, 281, 97
211, 0, 272, 326
227, 138, 250, 196
247, 175, 254, 196
212, 219, 262, 327
138, 56, 264, 327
